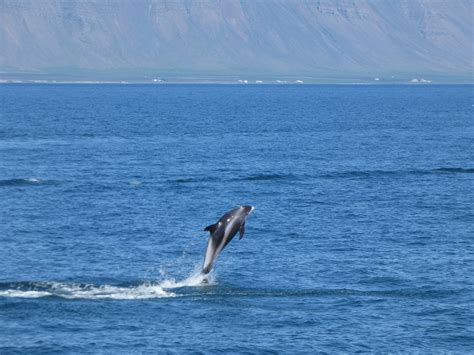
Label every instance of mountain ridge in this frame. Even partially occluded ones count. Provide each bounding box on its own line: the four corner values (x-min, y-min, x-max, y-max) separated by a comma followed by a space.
0, 0, 472, 81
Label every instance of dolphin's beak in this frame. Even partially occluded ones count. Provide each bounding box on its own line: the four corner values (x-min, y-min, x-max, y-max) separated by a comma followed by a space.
241, 205, 255, 216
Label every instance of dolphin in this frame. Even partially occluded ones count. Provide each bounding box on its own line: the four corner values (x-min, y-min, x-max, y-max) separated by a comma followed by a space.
201, 205, 255, 274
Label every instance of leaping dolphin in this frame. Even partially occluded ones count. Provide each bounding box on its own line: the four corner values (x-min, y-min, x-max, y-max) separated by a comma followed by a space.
201, 205, 255, 274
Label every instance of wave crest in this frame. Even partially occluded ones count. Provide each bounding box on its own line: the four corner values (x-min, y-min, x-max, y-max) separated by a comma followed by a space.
432, 167, 474, 174
0, 178, 57, 187
236, 173, 297, 181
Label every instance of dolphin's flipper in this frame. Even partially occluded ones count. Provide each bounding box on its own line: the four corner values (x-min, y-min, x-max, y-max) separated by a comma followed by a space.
239, 222, 245, 240
204, 223, 218, 234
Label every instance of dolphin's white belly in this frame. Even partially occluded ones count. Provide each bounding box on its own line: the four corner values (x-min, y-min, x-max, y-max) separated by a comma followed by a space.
202, 219, 237, 273
203, 237, 218, 273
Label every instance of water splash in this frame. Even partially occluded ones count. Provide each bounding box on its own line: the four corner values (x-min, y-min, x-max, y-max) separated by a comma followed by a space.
0, 282, 174, 300
159, 266, 214, 289
0, 268, 213, 300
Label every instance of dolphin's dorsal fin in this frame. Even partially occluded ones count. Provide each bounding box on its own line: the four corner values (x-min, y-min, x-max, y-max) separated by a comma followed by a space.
204, 223, 218, 234
239, 222, 245, 240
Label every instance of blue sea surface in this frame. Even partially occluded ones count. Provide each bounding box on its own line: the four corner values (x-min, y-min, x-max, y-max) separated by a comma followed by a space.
0, 84, 473, 353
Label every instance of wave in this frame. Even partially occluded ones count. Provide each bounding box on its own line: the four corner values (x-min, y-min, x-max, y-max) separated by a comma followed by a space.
0, 282, 174, 300
165, 174, 298, 185
319, 167, 474, 179
235, 173, 298, 182
432, 167, 474, 174
188, 285, 463, 299
1, 167, 469, 189
0, 178, 57, 187
168, 168, 474, 185
0, 272, 211, 300
168, 177, 214, 184
166, 177, 220, 184
0, 277, 460, 301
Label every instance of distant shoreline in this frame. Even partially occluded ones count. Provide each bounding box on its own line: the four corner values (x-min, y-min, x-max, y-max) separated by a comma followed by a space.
2, 72, 472, 85
1, 80, 472, 85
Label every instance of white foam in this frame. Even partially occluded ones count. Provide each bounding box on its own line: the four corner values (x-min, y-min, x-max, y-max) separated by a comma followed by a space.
129, 179, 142, 186
159, 269, 214, 289
0, 290, 52, 298
26, 177, 41, 183
52, 283, 175, 300
0, 269, 213, 300
0, 282, 175, 300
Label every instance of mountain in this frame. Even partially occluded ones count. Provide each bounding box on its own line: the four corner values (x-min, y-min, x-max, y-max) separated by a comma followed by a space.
0, 0, 472, 81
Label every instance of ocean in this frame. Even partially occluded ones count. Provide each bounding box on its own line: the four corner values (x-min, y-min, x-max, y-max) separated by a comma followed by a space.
0, 84, 473, 353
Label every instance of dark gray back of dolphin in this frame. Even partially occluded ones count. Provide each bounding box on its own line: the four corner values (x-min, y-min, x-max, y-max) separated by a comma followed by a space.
202, 205, 254, 274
